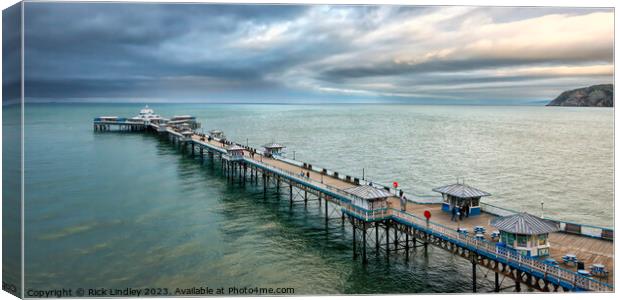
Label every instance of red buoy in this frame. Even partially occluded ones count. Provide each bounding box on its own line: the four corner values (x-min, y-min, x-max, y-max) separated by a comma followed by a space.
393, 181, 399, 188
424, 210, 431, 220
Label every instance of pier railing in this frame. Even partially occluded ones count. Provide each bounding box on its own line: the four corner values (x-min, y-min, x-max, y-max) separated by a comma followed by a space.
389, 209, 613, 292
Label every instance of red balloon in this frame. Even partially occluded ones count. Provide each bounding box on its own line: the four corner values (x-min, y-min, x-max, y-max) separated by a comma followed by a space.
424, 210, 431, 220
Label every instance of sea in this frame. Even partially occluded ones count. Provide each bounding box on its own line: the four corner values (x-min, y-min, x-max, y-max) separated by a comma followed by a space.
10, 103, 614, 293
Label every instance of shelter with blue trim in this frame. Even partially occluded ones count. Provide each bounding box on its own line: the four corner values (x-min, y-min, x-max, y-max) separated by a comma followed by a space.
491, 212, 559, 257
433, 182, 490, 216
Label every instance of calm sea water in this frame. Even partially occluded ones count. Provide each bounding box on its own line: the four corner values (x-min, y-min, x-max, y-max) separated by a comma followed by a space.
21, 103, 613, 293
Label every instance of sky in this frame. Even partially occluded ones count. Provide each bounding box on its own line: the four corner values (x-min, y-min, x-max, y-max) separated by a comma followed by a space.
18, 2, 614, 104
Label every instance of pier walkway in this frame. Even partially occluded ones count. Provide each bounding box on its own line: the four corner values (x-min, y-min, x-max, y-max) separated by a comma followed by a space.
95, 116, 614, 292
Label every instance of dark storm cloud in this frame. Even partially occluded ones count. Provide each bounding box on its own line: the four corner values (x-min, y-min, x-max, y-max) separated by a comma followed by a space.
318, 55, 613, 82
21, 3, 613, 103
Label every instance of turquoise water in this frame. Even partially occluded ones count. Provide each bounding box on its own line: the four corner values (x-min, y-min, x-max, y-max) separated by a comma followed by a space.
21, 103, 613, 293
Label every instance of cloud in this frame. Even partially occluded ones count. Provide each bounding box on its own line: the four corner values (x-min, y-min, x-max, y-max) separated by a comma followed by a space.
21, 3, 613, 104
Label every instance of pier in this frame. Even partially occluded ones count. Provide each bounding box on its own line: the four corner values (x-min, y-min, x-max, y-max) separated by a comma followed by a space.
94, 110, 614, 292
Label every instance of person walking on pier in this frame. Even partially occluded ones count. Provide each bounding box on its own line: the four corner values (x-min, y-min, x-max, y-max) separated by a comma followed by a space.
464, 203, 470, 218
451, 205, 458, 221
459, 206, 465, 221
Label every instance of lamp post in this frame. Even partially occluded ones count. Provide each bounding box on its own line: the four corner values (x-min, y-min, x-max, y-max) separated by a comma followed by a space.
293, 151, 296, 160
541, 200, 545, 218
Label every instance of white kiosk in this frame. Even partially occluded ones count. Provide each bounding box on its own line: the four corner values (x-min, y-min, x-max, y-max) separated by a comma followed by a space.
344, 185, 391, 211
491, 212, 559, 257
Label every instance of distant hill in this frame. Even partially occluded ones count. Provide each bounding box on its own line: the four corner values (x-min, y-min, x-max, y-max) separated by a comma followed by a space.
546, 84, 613, 107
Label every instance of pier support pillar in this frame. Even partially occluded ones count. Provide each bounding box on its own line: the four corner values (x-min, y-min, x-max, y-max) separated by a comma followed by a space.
352, 225, 357, 260
393, 226, 398, 251
515, 271, 522, 292
289, 184, 293, 205
472, 255, 477, 293
405, 231, 410, 259
324, 198, 328, 224
494, 272, 499, 292
263, 174, 267, 197
375, 223, 379, 254
386, 222, 390, 255
362, 226, 367, 264
304, 190, 308, 207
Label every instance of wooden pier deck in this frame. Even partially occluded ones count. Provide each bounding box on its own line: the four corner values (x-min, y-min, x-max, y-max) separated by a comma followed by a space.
179, 128, 614, 291
401, 203, 614, 284
95, 118, 614, 292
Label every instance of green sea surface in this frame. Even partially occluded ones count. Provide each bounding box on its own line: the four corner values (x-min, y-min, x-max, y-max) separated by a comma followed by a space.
19, 103, 613, 293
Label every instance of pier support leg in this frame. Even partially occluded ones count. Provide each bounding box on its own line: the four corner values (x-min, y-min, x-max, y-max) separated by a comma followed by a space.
515, 271, 522, 292
386, 222, 390, 255
472, 255, 477, 293
405, 231, 410, 259
393, 226, 398, 251
494, 272, 499, 292
375, 223, 379, 254
362, 226, 367, 264
263, 174, 266, 197
289, 184, 293, 205
304, 190, 308, 207
352, 225, 357, 260
324, 198, 328, 224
